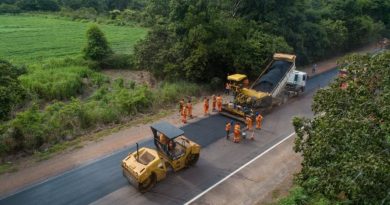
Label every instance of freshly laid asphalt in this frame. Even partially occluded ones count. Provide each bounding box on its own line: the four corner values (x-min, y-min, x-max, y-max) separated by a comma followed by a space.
0, 69, 338, 205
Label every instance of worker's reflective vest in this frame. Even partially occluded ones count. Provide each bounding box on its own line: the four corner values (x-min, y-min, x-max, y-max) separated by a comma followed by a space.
234, 124, 240, 134
226, 123, 231, 131
216, 96, 222, 104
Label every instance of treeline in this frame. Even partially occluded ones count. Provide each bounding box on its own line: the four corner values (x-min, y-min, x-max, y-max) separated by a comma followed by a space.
281, 51, 390, 204
0, 0, 146, 12
133, 0, 390, 83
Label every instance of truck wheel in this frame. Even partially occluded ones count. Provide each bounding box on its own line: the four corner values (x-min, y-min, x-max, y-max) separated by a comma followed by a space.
138, 173, 156, 193
186, 153, 199, 167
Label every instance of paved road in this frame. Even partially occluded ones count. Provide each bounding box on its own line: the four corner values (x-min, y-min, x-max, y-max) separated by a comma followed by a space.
0, 69, 338, 205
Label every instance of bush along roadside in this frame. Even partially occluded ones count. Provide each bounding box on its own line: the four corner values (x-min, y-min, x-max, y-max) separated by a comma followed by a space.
0, 80, 204, 161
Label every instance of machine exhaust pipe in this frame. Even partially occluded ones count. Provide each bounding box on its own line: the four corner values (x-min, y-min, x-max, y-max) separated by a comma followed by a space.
136, 143, 139, 162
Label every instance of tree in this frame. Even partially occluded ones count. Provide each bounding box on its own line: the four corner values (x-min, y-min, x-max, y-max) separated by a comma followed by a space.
320, 19, 348, 51
83, 24, 112, 61
0, 60, 26, 121
292, 52, 390, 204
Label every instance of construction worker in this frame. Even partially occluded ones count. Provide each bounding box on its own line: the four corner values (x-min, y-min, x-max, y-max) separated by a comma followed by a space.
159, 133, 168, 151
233, 122, 241, 143
159, 133, 168, 145
212, 95, 217, 111
256, 113, 263, 129
243, 78, 249, 88
225, 121, 232, 139
216, 94, 223, 112
179, 98, 185, 114
203, 97, 209, 116
225, 82, 231, 94
246, 116, 253, 131
187, 100, 193, 118
181, 106, 187, 124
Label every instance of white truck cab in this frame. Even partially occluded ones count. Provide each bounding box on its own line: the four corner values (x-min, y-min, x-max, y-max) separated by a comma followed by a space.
286, 70, 307, 93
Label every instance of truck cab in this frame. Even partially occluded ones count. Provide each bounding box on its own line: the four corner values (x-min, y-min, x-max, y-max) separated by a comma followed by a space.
286, 70, 307, 93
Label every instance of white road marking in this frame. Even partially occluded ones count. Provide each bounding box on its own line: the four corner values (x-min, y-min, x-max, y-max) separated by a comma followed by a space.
184, 132, 296, 205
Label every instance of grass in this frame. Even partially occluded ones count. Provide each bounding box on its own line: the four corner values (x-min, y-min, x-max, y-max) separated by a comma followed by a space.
34, 105, 176, 161
35, 138, 84, 161
0, 163, 18, 175
0, 14, 148, 64
19, 66, 90, 100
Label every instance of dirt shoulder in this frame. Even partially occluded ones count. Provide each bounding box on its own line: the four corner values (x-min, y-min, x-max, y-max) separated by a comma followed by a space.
192, 136, 301, 205
0, 43, 379, 197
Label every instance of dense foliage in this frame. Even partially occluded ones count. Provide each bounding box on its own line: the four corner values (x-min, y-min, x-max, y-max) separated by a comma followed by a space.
133, 0, 390, 82
134, 0, 292, 83
0, 60, 26, 121
287, 51, 390, 204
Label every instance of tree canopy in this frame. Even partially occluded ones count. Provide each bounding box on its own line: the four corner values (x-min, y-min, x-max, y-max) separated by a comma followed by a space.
133, 0, 390, 83
291, 51, 390, 204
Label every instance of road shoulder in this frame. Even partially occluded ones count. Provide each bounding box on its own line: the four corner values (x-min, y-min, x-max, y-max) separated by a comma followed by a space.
191, 136, 301, 205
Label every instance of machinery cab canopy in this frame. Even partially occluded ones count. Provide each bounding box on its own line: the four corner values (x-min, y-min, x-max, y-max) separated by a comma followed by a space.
151, 122, 184, 140
151, 122, 187, 160
227, 74, 249, 92
227, 74, 248, 82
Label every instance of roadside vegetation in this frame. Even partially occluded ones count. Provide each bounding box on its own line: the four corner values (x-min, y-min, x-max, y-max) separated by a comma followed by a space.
279, 51, 390, 204
0, 57, 203, 160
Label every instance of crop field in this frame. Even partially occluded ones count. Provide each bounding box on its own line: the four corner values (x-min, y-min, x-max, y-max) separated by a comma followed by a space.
0, 15, 148, 63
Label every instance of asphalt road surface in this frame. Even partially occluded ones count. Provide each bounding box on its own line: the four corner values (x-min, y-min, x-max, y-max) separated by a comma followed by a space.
0, 69, 338, 205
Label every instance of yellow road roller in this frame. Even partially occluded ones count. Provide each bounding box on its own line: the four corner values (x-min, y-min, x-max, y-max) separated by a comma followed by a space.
121, 122, 200, 192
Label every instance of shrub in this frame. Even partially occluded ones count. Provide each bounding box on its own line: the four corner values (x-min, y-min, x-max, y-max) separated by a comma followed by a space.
83, 100, 120, 125
0, 60, 26, 120
0, 3, 21, 14
83, 24, 113, 61
278, 186, 309, 205
8, 105, 46, 152
100, 54, 135, 69
157, 81, 202, 104
20, 66, 88, 100
111, 85, 154, 115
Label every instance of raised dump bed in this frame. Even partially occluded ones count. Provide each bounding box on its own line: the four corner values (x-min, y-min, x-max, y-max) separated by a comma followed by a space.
252, 60, 293, 93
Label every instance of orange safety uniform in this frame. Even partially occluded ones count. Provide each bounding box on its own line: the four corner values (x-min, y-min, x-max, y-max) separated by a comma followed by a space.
187, 102, 192, 118
246, 116, 253, 130
212, 95, 216, 111
160, 133, 168, 145
216, 96, 223, 112
179, 99, 185, 114
256, 114, 263, 129
233, 124, 241, 143
203, 99, 209, 115
225, 122, 231, 139
181, 106, 187, 123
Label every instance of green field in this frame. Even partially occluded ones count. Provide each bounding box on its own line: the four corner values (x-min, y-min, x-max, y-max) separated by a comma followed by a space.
0, 15, 148, 63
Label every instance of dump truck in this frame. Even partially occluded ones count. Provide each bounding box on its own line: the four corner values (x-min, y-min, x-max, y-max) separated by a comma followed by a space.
121, 122, 200, 192
221, 53, 307, 121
